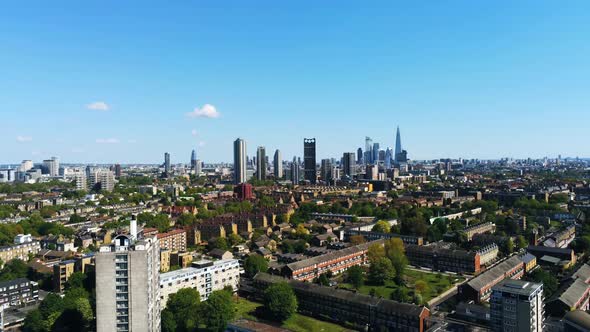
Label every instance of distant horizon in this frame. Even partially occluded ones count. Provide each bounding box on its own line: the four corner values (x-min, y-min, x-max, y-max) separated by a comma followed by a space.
1, 153, 586, 168
3, 2, 590, 163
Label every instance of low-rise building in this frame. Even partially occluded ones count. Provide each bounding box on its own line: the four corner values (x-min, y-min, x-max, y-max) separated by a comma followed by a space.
53, 259, 76, 293
459, 256, 525, 303
476, 244, 499, 267
0, 241, 41, 267
253, 273, 430, 332
464, 222, 495, 241
157, 229, 187, 252
0, 278, 39, 308
159, 259, 240, 306
282, 241, 379, 281
406, 244, 481, 273
520, 253, 537, 273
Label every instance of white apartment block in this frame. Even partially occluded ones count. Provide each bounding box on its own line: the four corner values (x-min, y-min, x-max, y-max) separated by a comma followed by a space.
159, 258, 240, 307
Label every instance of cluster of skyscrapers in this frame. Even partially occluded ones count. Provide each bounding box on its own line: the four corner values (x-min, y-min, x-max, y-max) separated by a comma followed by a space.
230, 127, 406, 186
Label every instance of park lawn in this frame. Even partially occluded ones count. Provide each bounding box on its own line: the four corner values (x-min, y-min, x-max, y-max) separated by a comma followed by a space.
338, 269, 463, 303
404, 269, 464, 302
233, 297, 351, 332
282, 315, 351, 332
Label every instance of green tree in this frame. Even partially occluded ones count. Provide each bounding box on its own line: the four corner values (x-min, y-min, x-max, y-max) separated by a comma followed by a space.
38, 294, 64, 320
516, 235, 528, 250
208, 237, 229, 251
65, 272, 87, 291
528, 268, 558, 297
263, 282, 298, 322
384, 238, 408, 283
391, 286, 410, 302
164, 288, 201, 332
201, 290, 235, 332
368, 257, 395, 285
244, 254, 269, 278
367, 243, 385, 263
346, 265, 364, 289
371, 220, 391, 233
23, 310, 47, 332
0, 259, 29, 281
228, 233, 243, 246
161, 309, 177, 332
316, 273, 330, 286
501, 238, 514, 255
415, 280, 429, 295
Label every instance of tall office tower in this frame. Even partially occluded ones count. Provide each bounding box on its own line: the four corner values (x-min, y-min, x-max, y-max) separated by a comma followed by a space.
195, 159, 202, 175
89, 169, 116, 192
291, 157, 300, 185
233, 138, 247, 184
19, 160, 33, 172
113, 164, 122, 178
303, 138, 317, 184
256, 146, 267, 180
343, 152, 356, 177
372, 143, 380, 162
357, 148, 363, 164
394, 126, 402, 162
190, 149, 197, 171
96, 223, 161, 332
320, 159, 332, 183
384, 148, 392, 169
164, 152, 171, 176
273, 149, 283, 179
490, 280, 544, 332
42, 157, 59, 176
365, 137, 373, 164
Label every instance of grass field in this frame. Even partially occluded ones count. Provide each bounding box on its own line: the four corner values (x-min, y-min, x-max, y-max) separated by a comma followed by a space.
338, 268, 463, 303
233, 297, 351, 332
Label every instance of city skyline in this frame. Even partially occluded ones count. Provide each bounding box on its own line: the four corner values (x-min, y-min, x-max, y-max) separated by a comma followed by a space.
3, 2, 590, 163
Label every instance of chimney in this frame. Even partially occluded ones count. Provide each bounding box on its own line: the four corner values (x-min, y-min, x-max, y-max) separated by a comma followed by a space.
130, 214, 138, 240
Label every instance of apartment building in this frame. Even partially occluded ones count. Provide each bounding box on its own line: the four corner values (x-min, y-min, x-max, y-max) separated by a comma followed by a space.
406, 244, 481, 273
477, 244, 499, 267
53, 259, 75, 293
345, 229, 424, 246
157, 229, 187, 252
459, 256, 525, 303
282, 240, 379, 281
96, 233, 161, 332
0, 278, 39, 308
159, 259, 240, 306
464, 222, 495, 241
0, 240, 41, 267
254, 273, 430, 332
490, 280, 544, 332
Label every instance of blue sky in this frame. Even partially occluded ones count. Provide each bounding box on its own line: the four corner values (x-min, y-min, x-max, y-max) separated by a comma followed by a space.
2, 1, 590, 164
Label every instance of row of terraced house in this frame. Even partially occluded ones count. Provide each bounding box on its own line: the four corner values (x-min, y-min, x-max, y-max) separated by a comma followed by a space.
281, 240, 380, 281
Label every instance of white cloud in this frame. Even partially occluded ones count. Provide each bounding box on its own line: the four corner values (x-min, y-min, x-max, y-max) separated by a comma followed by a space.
96, 138, 120, 144
87, 101, 110, 111
199, 141, 206, 147
191, 129, 198, 136
186, 104, 220, 118
16, 136, 33, 142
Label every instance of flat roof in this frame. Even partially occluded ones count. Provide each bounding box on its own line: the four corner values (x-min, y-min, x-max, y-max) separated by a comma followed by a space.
492, 279, 542, 296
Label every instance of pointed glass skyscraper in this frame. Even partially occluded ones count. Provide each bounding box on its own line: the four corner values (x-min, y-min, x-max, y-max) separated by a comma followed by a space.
395, 126, 402, 159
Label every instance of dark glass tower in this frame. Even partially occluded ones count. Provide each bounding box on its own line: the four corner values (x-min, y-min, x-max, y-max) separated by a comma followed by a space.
303, 138, 316, 184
